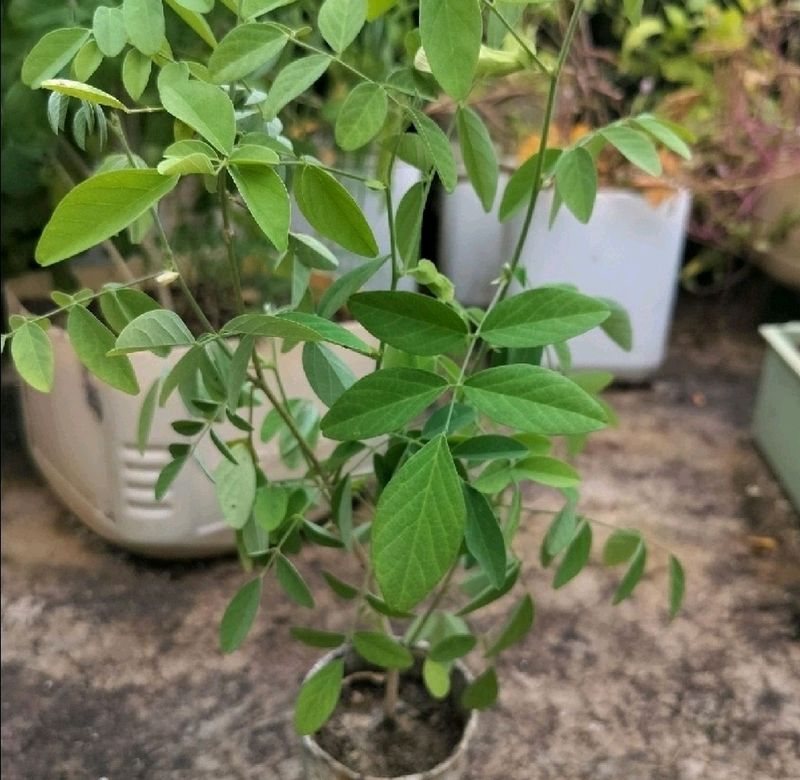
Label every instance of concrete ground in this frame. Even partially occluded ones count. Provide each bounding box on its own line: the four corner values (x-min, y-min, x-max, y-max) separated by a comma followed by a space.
2, 284, 799, 780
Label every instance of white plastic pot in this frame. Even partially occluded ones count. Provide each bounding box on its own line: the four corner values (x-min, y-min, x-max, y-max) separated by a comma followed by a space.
301, 645, 477, 780
439, 180, 692, 379
5, 272, 374, 559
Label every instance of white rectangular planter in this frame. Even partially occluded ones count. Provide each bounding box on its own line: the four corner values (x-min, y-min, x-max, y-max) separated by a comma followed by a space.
438, 180, 692, 379
5, 273, 375, 558
753, 322, 800, 513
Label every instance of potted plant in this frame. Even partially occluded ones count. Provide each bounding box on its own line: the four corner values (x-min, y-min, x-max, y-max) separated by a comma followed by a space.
5, 0, 687, 775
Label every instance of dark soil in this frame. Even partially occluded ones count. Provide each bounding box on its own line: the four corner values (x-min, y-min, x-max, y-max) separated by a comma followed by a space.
316, 673, 467, 777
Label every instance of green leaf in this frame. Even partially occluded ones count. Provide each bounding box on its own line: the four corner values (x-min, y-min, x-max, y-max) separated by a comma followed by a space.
22, 27, 91, 88
221, 314, 314, 344
276, 555, 315, 608
463, 365, 607, 435
302, 343, 355, 407
253, 484, 289, 532
553, 520, 592, 589
155, 456, 187, 499
67, 306, 139, 395
262, 54, 330, 119
633, 115, 691, 160
420, 0, 481, 101
123, 0, 165, 56
498, 148, 561, 222
158, 62, 236, 153
317, 256, 387, 319
290, 627, 346, 649
461, 667, 498, 710
451, 435, 528, 463
165, 0, 217, 48
410, 110, 457, 192
482, 287, 610, 349
395, 181, 426, 268
214, 443, 257, 529
457, 560, 520, 616
321, 368, 447, 441
485, 594, 534, 658
219, 578, 262, 652
11, 322, 54, 393
157, 152, 216, 176
365, 593, 413, 619
294, 165, 378, 257
623, 0, 643, 25
457, 106, 498, 212
72, 40, 104, 82
612, 540, 647, 605
515, 456, 580, 488
423, 658, 451, 699
600, 125, 662, 177
291, 233, 338, 271
122, 48, 152, 101
349, 291, 467, 356
294, 658, 344, 736
36, 169, 178, 266
541, 502, 578, 566
208, 23, 287, 83
322, 571, 358, 600
598, 297, 633, 351
353, 631, 414, 669
371, 436, 466, 611
113, 310, 194, 354
668, 555, 685, 619
41, 78, 125, 111
229, 145, 280, 167
554, 147, 597, 224
135, 379, 159, 453
429, 633, 476, 663
335, 82, 388, 151
229, 165, 290, 251
463, 486, 506, 589
603, 529, 641, 566
331, 475, 353, 549
279, 313, 373, 354
319, 0, 366, 53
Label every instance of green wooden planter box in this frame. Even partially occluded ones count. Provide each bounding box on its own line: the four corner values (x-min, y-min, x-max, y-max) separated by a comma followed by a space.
753, 322, 800, 512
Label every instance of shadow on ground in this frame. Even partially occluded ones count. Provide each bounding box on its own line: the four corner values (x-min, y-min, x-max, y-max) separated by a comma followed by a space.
2, 283, 799, 779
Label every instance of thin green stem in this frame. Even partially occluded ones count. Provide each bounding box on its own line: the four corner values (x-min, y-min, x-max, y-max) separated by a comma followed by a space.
406, 563, 458, 646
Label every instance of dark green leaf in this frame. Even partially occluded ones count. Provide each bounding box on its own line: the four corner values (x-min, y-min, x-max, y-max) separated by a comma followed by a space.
290, 627, 346, 649
322, 571, 358, 600
230, 165, 290, 251
219, 578, 262, 652
294, 659, 344, 735
554, 147, 597, 224
429, 633, 476, 663
331, 475, 353, 549
485, 594, 534, 657
457, 560, 520, 616
603, 529, 641, 566
498, 148, 561, 222
612, 540, 647, 605
137, 379, 160, 453
457, 106, 498, 211
598, 297, 633, 351
317, 256, 387, 319
410, 110, 457, 192
668, 554, 685, 619
276, 555, 315, 608
302, 343, 355, 407
353, 631, 414, 669
155, 456, 187, 500
395, 181, 426, 268
214, 443, 257, 529
463, 486, 506, 589
553, 520, 592, 589
461, 666, 498, 710
451, 435, 529, 463
540, 503, 578, 567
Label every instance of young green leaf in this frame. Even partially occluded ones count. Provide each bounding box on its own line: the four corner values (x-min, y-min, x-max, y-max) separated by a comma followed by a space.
322, 571, 359, 600
602, 529, 641, 566
451, 435, 529, 463
36, 170, 178, 266
72, 41, 104, 82
113, 310, 194, 354
335, 82, 389, 151
353, 631, 414, 669
554, 147, 597, 224
294, 658, 344, 735
122, 48, 152, 101
541, 503, 578, 567
498, 148, 562, 222
10, 322, 54, 393
457, 560, 520, 616
208, 23, 287, 83
553, 520, 592, 589
371, 436, 466, 612
321, 368, 448, 441
158, 63, 236, 154
349, 291, 468, 356
279, 313, 373, 354
221, 313, 318, 342
395, 181, 426, 268
229, 165, 290, 251
155, 456, 187, 500
668, 554, 685, 619
319, 0, 367, 53
41, 78, 125, 111
457, 106, 499, 212
295, 165, 378, 257
302, 343, 355, 408
515, 456, 580, 488
461, 666, 498, 710
290, 627, 346, 649
93, 6, 128, 56
262, 54, 330, 119
420, 0, 481, 101
485, 593, 534, 658
598, 297, 633, 351
67, 306, 139, 395
317, 255, 387, 319
410, 110, 457, 192
214, 443, 257, 529
123, 0, 166, 56
463, 486, 507, 590
276, 555, 315, 608
21, 27, 91, 88
463, 365, 608, 435
219, 578, 262, 653
429, 633, 476, 663
136, 379, 160, 453
600, 125, 662, 177
612, 540, 647, 605
481, 287, 610, 348
633, 115, 691, 160
423, 658, 451, 699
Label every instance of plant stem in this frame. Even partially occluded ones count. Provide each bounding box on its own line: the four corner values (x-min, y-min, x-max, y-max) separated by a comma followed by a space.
483, 0, 552, 76
384, 668, 400, 721
406, 563, 458, 646
217, 171, 245, 315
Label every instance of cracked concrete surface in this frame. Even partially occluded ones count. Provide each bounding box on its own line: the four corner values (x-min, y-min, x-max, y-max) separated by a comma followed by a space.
2, 286, 799, 780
